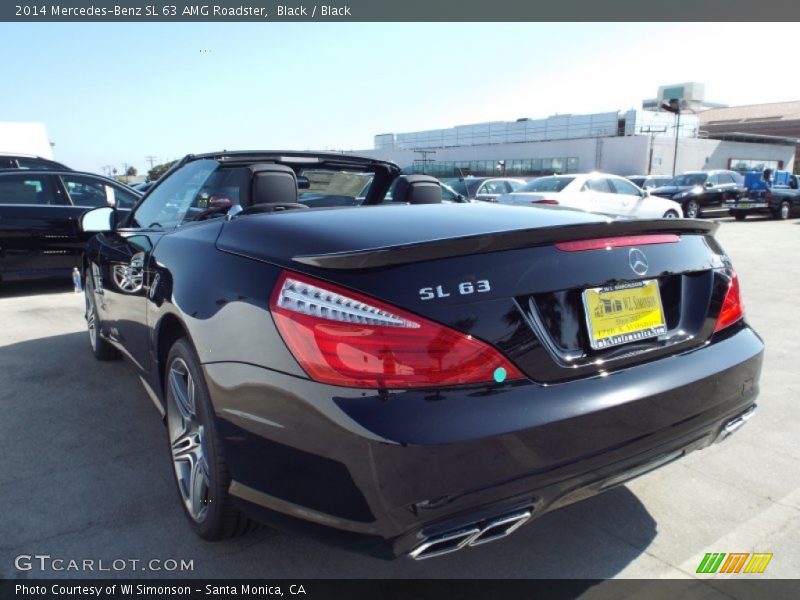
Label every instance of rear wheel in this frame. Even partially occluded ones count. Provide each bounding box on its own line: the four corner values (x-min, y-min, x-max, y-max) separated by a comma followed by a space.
84, 271, 120, 361
165, 338, 258, 540
732, 211, 747, 221
684, 199, 700, 219
775, 200, 791, 220
662, 210, 679, 219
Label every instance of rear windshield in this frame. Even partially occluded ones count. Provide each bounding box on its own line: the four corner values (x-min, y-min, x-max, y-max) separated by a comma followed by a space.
518, 176, 574, 193
671, 173, 707, 187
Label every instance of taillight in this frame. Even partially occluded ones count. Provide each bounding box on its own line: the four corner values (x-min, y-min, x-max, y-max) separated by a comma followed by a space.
713, 270, 744, 333
532, 199, 559, 205
269, 271, 524, 389
555, 234, 680, 252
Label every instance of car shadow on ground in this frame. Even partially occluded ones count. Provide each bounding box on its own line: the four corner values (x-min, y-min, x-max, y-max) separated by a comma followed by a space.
0, 331, 657, 580
721, 216, 782, 224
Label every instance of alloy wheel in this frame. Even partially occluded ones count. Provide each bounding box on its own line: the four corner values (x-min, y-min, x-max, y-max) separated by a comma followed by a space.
85, 281, 97, 351
166, 358, 211, 523
685, 200, 699, 219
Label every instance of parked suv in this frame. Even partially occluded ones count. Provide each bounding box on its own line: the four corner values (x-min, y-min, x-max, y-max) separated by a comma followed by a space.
650, 170, 745, 218
0, 169, 141, 283
0, 153, 72, 171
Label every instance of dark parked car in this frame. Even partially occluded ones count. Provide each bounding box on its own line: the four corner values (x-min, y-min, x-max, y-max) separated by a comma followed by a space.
131, 181, 156, 194
650, 170, 745, 218
626, 175, 672, 190
79, 151, 762, 560
0, 169, 141, 283
442, 177, 525, 202
0, 153, 72, 171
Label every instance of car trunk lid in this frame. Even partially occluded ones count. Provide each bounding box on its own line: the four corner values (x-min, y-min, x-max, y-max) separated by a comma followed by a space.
217, 203, 730, 383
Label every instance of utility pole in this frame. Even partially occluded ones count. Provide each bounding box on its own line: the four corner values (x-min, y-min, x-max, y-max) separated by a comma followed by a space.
413, 149, 437, 175
641, 126, 667, 175
145, 155, 157, 170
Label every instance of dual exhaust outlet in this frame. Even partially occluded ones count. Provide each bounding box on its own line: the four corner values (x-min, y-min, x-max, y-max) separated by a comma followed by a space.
408, 510, 532, 560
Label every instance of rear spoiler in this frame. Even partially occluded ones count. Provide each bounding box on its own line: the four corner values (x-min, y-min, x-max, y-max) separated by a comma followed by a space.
293, 218, 719, 270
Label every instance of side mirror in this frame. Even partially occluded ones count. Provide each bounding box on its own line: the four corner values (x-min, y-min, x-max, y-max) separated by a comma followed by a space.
296, 175, 311, 190
704, 181, 713, 188
81, 207, 114, 233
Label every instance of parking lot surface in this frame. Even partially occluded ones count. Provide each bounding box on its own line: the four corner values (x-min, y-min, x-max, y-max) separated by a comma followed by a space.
1, 216, 799, 580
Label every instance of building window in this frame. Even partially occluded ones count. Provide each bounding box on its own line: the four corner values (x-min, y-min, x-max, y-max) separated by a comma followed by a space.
729, 158, 783, 173
404, 157, 579, 177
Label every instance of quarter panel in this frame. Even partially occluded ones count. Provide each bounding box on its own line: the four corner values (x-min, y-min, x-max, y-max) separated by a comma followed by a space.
148, 221, 307, 379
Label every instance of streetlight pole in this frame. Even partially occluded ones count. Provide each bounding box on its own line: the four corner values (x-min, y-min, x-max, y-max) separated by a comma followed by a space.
661, 98, 683, 177
672, 109, 681, 177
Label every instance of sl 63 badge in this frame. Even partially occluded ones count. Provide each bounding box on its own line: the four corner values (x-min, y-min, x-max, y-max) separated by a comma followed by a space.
419, 280, 491, 301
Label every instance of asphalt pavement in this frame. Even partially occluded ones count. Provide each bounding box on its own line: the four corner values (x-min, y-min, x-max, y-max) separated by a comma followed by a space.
1, 216, 798, 582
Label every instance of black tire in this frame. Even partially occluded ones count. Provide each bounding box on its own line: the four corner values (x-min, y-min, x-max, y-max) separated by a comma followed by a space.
662, 210, 679, 219
84, 271, 120, 361
732, 211, 747, 221
164, 338, 258, 540
684, 199, 701, 219
775, 200, 791, 220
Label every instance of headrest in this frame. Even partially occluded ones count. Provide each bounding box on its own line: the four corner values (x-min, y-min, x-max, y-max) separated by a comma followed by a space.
392, 175, 442, 204
248, 163, 298, 206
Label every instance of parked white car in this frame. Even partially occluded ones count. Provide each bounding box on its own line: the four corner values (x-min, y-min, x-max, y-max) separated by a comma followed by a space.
497, 173, 683, 219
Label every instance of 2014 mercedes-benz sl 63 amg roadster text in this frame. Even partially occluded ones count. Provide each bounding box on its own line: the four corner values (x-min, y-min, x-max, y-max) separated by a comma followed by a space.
79, 151, 763, 560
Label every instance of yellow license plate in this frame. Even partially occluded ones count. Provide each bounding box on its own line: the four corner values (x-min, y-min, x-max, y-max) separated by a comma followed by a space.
582, 280, 667, 350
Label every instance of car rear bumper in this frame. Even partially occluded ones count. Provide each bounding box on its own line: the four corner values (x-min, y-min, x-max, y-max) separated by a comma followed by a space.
726, 200, 770, 212
202, 324, 763, 558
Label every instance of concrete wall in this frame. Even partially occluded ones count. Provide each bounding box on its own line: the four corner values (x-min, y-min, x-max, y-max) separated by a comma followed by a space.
0, 122, 53, 158
354, 136, 652, 175
354, 135, 794, 177
650, 137, 796, 176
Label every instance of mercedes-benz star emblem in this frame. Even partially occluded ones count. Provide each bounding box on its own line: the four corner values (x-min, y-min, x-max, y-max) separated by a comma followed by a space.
629, 248, 649, 276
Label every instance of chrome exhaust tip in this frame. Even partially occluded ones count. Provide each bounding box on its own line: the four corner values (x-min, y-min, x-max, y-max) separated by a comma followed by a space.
408, 526, 481, 560
716, 405, 757, 443
468, 510, 532, 547
408, 510, 532, 560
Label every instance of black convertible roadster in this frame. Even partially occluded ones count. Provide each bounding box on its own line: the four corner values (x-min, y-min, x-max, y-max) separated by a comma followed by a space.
80, 151, 763, 559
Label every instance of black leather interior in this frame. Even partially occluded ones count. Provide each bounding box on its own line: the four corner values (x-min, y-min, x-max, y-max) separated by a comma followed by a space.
392, 175, 442, 204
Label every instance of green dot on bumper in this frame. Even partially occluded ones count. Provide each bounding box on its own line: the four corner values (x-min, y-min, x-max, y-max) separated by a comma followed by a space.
493, 367, 507, 383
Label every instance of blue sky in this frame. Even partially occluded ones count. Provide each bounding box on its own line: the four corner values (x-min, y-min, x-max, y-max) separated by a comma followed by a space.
2, 22, 799, 174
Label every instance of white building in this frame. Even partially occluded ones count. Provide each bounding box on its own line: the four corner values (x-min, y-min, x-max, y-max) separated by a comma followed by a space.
355, 92, 795, 177
0, 122, 54, 158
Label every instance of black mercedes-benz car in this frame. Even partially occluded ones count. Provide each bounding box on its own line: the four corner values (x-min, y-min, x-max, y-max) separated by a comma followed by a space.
0, 169, 141, 283
650, 170, 745, 218
80, 151, 763, 560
